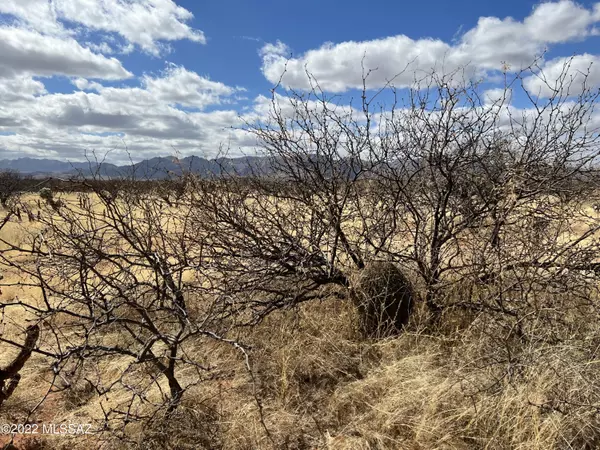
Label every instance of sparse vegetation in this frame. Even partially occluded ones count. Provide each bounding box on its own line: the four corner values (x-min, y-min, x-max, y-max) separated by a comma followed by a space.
1, 60, 600, 449
0, 171, 21, 211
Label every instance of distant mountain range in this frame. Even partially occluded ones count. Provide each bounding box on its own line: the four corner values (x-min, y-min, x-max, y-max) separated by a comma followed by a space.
0, 155, 271, 179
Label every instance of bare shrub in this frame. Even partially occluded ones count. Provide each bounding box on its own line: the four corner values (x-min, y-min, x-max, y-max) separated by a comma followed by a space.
0, 176, 255, 439
38, 187, 64, 211
37, 187, 52, 202
0, 171, 21, 211
186, 57, 600, 335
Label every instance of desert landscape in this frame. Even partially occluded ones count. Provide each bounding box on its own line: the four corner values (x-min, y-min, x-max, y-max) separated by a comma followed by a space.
2, 64, 600, 449
2, 1, 600, 449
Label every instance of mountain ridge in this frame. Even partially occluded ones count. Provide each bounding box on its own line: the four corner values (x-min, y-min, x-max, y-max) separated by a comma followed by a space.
0, 155, 268, 179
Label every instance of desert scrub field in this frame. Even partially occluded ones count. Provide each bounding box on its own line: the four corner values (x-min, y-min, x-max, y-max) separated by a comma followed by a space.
1, 179, 600, 449
2, 64, 600, 450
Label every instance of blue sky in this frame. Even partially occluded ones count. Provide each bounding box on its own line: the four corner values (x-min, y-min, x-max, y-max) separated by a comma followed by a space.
0, 0, 599, 163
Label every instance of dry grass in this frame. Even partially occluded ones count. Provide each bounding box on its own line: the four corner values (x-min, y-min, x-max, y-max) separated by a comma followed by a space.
2, 290, 600, 449
1, 195, 600, 449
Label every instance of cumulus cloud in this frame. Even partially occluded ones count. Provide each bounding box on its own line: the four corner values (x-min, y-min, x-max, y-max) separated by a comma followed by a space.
0, 0, 63, 35
259, 40, 290, 57
0, 0, 205, 56
262, 36, 456, 93
261, 0, 600, 92
0, 0, 224, 161
72, 78, 105, 92
0, 27, 132, 80
0, 76, 46, 102
0, 65, 254, 162
523, 0, 600, 43
142, 65, 244, 109
32, 74, 238, 133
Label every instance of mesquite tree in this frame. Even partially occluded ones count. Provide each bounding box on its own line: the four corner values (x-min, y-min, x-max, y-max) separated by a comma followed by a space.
188, 59, 600, 327
0, 180, 250, 433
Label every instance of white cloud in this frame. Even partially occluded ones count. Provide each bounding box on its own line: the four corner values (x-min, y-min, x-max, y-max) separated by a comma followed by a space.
0, 76, 46, 102
261, 35, 455, 93
0, 26, 132, 80
259, 40, 290, 57
524, 54, 600, 97
261, 1, 600, 92
524, 0, 600, 43
482, 87, 512, 105
85, 41, 116, 55
72, 78, 105, 92
0, 2, 243, 162
0, 0, 64, 35
142, 65, 243, 109
0, 0, 205, 56
0, 65, 253, 162
1, 0, 599, 163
